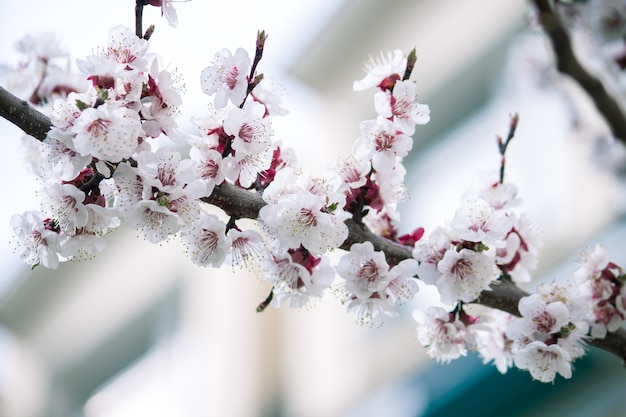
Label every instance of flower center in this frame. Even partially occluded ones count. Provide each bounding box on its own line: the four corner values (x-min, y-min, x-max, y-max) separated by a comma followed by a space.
225, 66, 239, 90
297, 208, 317, 230
451, 258, 473, 280
532, 311, 557, 333
374, 131, 395, 151
201, 160, 220, 180
358, 259, 380, 282
87, 118, 111, 137
200, 229, 219, 252
239, 123, 255, 143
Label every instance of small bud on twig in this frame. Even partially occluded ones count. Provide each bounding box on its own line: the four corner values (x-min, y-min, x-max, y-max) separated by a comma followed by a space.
403, 47, 417, 81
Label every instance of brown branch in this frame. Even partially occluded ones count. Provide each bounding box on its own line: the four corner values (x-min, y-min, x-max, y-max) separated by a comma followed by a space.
135, 0, 144, 39
0, 86, 53, 139
532, 0, 626, 144
1, 84, 626, 365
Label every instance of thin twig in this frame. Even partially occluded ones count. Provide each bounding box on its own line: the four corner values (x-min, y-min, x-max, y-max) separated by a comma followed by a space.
497, 113, 519, 184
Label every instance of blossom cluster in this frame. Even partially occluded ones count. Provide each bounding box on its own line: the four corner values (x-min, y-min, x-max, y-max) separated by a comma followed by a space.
414, 242, 626, 382
413, 174, 540, 305
6, 3, 626, 385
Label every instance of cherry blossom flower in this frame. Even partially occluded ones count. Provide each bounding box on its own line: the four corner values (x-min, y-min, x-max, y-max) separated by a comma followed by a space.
223, 102, 273, 155
495, 213, 541, 283
535, 281, 588, 323
346, 295, 397, 328
49, 92, 91, 131
513, 293, 571, 336
10, 211, 63, 269
201, 47, 251, 108
16, 32, 67, 61
413, 226, 453, 285
124, 190, 201, 243
437, 248, 499, 304
353, 49, 406, 91
256, 145, 297, 188
42, 183, 89, 234
190, 104, 230, 149
61, 233, 107, 261
574, 243, 610, 281
414, 306, 473, 364
140, 61, 184, 141
362, 208, 399, 240
573, 244, 626, 338
262, 248, 334, 309
189, 146, 224, 197
328, 155, 369, 191
384, 258, 419, 304
373, 164, 409, 218
116, 148, 204, 243
70, 102, 142, 162
77, 26, 149, 76
41, 136, 93, 181
450, 198, 512, 245
227, 228, 266, 270
135, 147, 197, 192
374, 80, 430, 135
460, 171, 522, 210
474, 309, 516, 374
260, 168, 349, 255
60, 199, 119, 261
112, 162, 145, 215
261, 193, 348, 255
221, 146, 275, 188
354, 117, 412, 172
251, 78, 289, 116
337, 241, 392, 299
180, 212, 230, 267
513, 341, 572, 382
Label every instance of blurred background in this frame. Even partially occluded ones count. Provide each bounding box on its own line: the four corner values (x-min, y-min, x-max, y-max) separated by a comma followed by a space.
2, 0, 626, 416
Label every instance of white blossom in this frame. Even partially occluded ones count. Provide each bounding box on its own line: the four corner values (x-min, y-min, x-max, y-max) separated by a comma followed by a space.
71, 102, 142, 162
437, 248, 498, 304
337, 241, 391, 299
181, 212, 230, 267
201, 47, 251, 108
346, 296, 397, 328
414, 306, 472, 364
374, 80, 430, 135
223, 102, 273, 155
450, 198, 512, 245
354, 117, 413, 172
263, 250, 334, 310
353, 49, 406, 91
10, 211, 63, 269
514, 341, 572, 383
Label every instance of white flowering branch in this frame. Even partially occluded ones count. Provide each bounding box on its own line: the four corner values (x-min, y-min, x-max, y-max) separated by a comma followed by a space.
1, 84, 626, 365
3, 0, 626, 384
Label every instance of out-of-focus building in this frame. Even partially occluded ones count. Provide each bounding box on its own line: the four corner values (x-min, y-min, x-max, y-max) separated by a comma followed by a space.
2, 1, 626, 417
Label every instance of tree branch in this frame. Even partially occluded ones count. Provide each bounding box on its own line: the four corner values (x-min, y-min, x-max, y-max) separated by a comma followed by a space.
1, 84, 626, 364
532, 0, 626, 144
0, 86, 53, 139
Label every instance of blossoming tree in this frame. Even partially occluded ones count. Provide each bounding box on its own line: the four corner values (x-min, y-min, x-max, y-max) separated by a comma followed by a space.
2, 0, 626, 384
